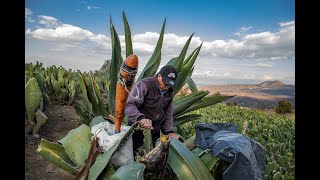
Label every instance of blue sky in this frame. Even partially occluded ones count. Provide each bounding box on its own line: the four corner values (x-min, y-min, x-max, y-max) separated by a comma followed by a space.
25, 0, 295, 85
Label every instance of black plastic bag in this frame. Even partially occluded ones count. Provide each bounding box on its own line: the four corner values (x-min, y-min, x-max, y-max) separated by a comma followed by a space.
195, 123, 265, 180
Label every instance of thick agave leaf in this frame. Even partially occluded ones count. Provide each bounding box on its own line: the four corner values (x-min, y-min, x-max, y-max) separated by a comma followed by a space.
82, 74, 108, 117
173, 43, 202, 95
25, 77, 42, 126
192, 147, 219, 172
137, 18, 166, 80
171, 33, 194, 72
108, 16, 123, 114
176, 125, 188, 139
166, 57, 178, 67
78, 72, 93, 112
75, 100, 91, 125
188, 66, 195, 78
85, 75, 99, 105
123, 11, 133, 57
173, 114, 202, 126
92, 77, 109, 117
186, 76, 198, 93
109, 161, 145, 180
175, 95, 234, 117
37, 139, 79, 176
92, 77, 102, 102
173, 90, 209, 117
168, 138, 214, 180
58, 124, 92, 167
143, 129, 152, 153
32, 110, 48, 134
97, 165, 116, 180
88, 122, 139, 180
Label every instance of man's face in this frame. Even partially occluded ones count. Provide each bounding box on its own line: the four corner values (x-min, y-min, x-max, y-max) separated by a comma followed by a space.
158, 74, 171, 91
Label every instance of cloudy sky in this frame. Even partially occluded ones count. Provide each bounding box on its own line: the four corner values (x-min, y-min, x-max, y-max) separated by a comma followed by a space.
25, 0, 295, 86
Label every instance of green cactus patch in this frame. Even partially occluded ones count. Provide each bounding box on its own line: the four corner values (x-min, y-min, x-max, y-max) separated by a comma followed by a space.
25, 77, 42, 126
32, 110, 48, 135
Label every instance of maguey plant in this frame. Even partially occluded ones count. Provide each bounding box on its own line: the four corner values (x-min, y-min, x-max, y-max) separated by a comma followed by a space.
36, 11, 233, 179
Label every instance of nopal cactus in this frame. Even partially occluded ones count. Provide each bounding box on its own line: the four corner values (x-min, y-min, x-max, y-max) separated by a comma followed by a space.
25, 77, 42, 127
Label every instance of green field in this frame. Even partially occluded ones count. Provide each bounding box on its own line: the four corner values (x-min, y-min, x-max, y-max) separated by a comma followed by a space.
180, 104, 295, 179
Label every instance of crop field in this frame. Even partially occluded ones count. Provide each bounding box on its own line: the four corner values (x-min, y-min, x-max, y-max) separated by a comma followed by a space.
180, 104, 295, 179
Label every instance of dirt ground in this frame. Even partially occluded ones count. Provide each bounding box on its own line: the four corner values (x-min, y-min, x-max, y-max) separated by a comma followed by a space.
25, 101, 81, 180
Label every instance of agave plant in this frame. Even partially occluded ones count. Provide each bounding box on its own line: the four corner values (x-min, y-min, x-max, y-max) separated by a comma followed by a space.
37, 11, 234, 179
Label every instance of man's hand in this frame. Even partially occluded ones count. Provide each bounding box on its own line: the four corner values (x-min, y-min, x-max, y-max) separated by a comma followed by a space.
168, 133, 185, 142
140, 119, 154, 130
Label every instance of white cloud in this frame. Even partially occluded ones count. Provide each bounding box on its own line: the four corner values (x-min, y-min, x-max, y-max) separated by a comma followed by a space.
279, 21, 295, 27
26, 15, 294, 84
241, 26, 252, 31
203, 21, 295, 60
193, 70, 232, 77
246, 63, 273, 67
87, 5, 101, 10
263, 75, 273, 80
233, 26, 252, 36
27, 14, 294, 62
25, 8, 35, 23
38, 15, 60, 28
26, 24, 94, 42
243, 74, 255, 79
25, 8, 32, 16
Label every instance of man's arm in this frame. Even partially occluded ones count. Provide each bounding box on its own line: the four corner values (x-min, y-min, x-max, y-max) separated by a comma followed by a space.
164, 99, 185, 142
163, 100, 174, 134
124, 81, 147, 124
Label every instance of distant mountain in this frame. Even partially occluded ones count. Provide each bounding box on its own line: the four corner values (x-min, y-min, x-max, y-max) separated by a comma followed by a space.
258, 80, 285, 88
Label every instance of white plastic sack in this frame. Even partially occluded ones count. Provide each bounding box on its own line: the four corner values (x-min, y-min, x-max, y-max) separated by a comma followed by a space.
91, 121, 134, 167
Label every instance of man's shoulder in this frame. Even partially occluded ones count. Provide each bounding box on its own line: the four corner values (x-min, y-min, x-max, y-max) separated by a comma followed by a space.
137, 77, 155, 86
140, 76, 154, 83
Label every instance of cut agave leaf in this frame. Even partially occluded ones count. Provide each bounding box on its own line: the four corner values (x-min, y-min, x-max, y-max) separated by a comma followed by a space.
168, 138, 214, 180
37, 139, 79, 176
192, 147, 219, 172
110, 161, 146, 180
58, 124, 92, 167
97, 165, 116, 180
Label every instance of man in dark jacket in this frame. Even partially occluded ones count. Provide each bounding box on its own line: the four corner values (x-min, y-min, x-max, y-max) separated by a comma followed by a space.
125, 65, 184, 153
